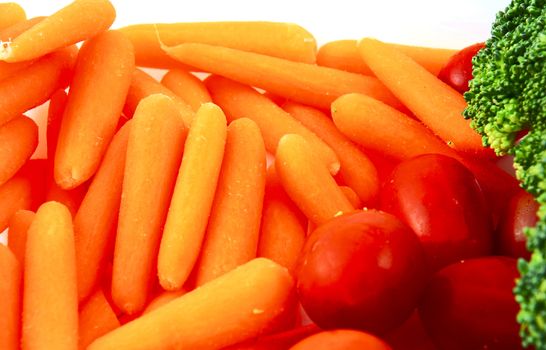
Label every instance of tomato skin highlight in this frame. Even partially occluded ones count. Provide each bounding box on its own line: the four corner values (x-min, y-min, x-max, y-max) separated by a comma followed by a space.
418, 257, 522, 350
296, 210, 427, 334
438, 42, 485, 94
380, 153, 493, 272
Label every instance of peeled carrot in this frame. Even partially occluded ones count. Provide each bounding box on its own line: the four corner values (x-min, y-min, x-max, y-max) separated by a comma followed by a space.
283, 101, 379, 204
119, 21, 316, 68
89, 258, 294, 350
46, 89, 67, 159
54, 30, 134, 189
164, 43, 402, 110
18, 159, 48, 211
78, 289, 120, 350
112, 94, 186, 314
75, 122, 130, 302
317, 39, 456, 76
225, 324, 320, 350
0, 244, 21, 350
7, 209, 34, 263
143, 289, 187, 315
358, 38, 484, 155
195, 118, 266, 286
205, 75, 340, 174
0, 2, 25, 31
0, 0, 115, 63
289, 330, 392, 350
0, 115, 38, 187
123, 68, 194, 127
161, 69, 212, 111
340, 186, 363, 209
275, 134, 354, 226
44, 176, 87, 217
22, 201, 78, 350
158, 103, 227, 290
0, 46, 76, 126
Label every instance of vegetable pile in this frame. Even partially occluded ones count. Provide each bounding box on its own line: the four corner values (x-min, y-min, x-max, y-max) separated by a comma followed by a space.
0, 0, 543, 349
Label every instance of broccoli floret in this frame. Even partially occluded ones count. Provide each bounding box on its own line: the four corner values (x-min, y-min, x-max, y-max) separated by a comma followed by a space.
463, 0, 546, 348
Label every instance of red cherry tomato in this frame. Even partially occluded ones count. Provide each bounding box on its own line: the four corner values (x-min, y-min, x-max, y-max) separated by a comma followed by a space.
419, 257, 522, 350
385, 310, 436, 350
497, 189, 538, 259
380, 154, 493, 272
296, 210, 427, 334
438, 42, 485, 94
289, 329, 393, 350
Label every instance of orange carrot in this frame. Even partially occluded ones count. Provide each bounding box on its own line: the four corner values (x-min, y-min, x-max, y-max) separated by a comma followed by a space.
54, 30, 134, 189
0, 46, 76, 126
195, 118, 266, 286
22, 201, 78, 350
119, 21, 316, 68
0, 172, 32, 231
289, 330, 393, 350
358, 38, 484, 155
112, 94, 186, 314
75, 122, 130, 302
0, 244, 21, 350
283, 101, 379, 204
7, 209, 34, 263
158, 103, 227, 290
0, 2, 25, 31
164, 43, 402, 110
18, 159, 48, 211
224, 324, 320, 350
205, 76, 340, 174
89, 258, 294, 350
340, 186, 363, 209
161, 69, 212, 111
79, 289, 120, 350
123, 68, 194, 127
46, 89, 67, 159
0, 115, 38, 187
44, 176, 87, 217
275, 134, 354, 226
317, 40, 456, 76
0, 0, 115, 63
143, 289, 187, 315
0, 17, 45, 81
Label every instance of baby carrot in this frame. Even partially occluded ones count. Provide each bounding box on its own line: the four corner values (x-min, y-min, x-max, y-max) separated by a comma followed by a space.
119, 21, 316, 68
0, 115, 38, 187
0, 0, 115, 63
205, 76, 340, 174
275, 134, 355, 226
75, 122, 130, 302
358, 38, 484, 155
0, 46, 76, 126
225, 324, 320, 350
164, 43, 402, 110
290, 330, 392, 350
0, 244, 21, 350
46, 89, 67, 159
340, 186, 363, 209
112, 94, 186, 314
317, 40, 456, 76
44, 176, 87, 217
22, 201, 78, 350
54, 30, 134, 190
143, 289, 187, 315
158, 103, 227, 290
89, 258, 294, 350
123, 68, 194, 127
17, 159, 47, 211
7, 209, 34, 263
0, 2, 25, 31
161, 69, 212, 111
195, 118, 266, 286
283, 101, 379, 205
79, 289, 120, 350
0, 174, 32, 231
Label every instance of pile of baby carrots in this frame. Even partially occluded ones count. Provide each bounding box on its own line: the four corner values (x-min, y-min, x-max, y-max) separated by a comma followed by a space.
0, 0, 521, 349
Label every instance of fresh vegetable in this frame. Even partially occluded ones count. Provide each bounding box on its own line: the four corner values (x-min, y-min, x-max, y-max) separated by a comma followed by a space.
0, 244, 20, 350
0, 2, 26, 31
160, 69, 212, 111
0, 173, 32, 232
438, 42, 484, 93
0, 115, 38, 187
296, 210, 427, 333
289, 329, 392, 350
6, 209, 34, 264
78, 289, 120, 349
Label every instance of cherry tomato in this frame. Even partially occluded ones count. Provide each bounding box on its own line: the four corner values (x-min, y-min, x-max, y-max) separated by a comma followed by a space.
296, 210, 427, 334
380, 154, 493, 272
385, 310, 436, 350
289, 330, 392, 350
418, 257, 522, 350
497, 189, 538, 259
438, 42, 485, 94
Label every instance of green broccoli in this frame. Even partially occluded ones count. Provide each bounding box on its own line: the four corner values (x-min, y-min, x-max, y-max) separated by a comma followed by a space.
463, 0, 546, 348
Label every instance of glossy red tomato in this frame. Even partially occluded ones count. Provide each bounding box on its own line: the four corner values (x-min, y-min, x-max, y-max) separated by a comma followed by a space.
438, 42, 485, 93
385, 310, 436, 350
296, 210, 427, 334
289, 330, 392, 350
380, 154, 493, 272
418, 257, 522, 350
497, 189, 538, 259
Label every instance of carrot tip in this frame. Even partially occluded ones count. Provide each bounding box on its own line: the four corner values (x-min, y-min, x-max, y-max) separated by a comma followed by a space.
0, 40, 13, 60
159, 276, 180, 292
